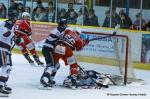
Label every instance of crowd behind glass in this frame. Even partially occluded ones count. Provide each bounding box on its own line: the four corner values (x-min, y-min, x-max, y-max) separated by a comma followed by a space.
0, 0, 150, 31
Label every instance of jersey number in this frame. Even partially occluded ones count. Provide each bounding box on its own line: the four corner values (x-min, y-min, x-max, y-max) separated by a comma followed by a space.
14, 25, 19, 30
64, 35, 75, 44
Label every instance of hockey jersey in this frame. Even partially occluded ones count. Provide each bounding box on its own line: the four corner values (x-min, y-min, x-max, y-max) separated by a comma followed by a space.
14, 19, 32, 37
43, 28, 64, 50
0, 21, 14, 50
59, 29, 84, 51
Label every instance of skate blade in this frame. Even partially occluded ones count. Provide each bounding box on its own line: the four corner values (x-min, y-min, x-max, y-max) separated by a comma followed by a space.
0, 93, 9, 97
38, 85, 52, 90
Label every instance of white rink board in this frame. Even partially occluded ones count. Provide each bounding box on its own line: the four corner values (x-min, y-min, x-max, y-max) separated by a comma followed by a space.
33, 26, 143, 62
0, 20, 145, 62
76, 33, 127, 59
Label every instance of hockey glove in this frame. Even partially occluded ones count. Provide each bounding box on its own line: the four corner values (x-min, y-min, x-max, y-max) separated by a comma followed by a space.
15, 37, 22, 44
83, 38, 89, 46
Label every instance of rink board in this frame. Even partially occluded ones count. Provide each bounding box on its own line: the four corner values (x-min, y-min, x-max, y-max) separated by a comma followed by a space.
0, 19, 150, 70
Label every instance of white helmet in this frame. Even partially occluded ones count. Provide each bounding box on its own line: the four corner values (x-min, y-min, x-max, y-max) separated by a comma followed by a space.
22, 12, 30, 18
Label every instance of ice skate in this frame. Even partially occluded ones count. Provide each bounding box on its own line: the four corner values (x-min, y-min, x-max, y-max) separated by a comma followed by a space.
4, 85, 12, 93
33, 55, 44, 67
39, 75, 53, 90
28, 59, 35, 66
23, 53, 35, 66
36, 61, 44, 67
0, 85, 11, 97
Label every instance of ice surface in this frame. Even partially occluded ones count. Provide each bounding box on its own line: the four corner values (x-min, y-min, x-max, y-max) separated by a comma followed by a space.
2, 54, 149, 99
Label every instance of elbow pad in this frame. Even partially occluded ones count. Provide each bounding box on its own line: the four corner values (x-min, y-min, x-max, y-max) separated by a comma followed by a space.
3, 31, 11, 37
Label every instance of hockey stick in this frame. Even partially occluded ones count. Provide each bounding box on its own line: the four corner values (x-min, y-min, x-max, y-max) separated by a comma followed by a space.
10, 36, 16, 51
88, 24, 120, 42
11, 43, 16, 51
78, 65, 109, 88
96, 72, 117, 85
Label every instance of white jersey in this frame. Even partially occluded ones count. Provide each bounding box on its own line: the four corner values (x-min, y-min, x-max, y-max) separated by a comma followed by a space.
0, 21, 14, 50
43, 28, 64, 49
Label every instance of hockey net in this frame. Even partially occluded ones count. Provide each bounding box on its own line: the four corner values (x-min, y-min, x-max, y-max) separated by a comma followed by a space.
75, 31, 143, 85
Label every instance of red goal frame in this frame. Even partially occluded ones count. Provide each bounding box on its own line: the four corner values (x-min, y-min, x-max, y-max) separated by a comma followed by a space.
82, 31, 129, 85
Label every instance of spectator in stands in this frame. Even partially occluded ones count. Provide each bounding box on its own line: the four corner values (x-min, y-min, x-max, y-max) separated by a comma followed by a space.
111, 7, 121, 25
67, 11, 77, 24
84, 9, 99, 26
76, 11, 83, 25
120, 13, 132, 29
76, 6, 88, 25
33, 7, 47, 22
102, 10, 110, 27
119, 9, 125, 16
25, 7, 31, 14
8, 0, 18, 19
103, 7, 120, 28
147, 20, 150, 31
46, 1, 55, 23
133, 13, 147, 30
36, 0, 43, 8
0, 3, 7, 18
17, 3, 25, 19
32, 0, 45, 20
58, 8, 67, 20
78, 6, 88, 17
66, 3, 78, 19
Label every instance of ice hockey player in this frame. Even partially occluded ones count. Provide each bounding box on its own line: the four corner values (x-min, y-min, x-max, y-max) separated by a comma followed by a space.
40, 23, 89, 89
0, 18, 15, 97
14, 12, 44, 66
63, 69, 112, 89
40, 19, 68, 89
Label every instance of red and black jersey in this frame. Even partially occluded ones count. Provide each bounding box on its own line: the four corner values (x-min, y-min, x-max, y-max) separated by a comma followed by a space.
14, 19, 32, 37
59, 29, 84, 51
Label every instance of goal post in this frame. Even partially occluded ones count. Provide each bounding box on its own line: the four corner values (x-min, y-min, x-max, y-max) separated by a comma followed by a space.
75, 31, 135, 85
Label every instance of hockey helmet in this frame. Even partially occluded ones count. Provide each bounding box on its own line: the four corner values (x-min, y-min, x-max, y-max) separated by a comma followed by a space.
57, 19, 67, 32
22, 12, 30, 19
58, 19, 67, 26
